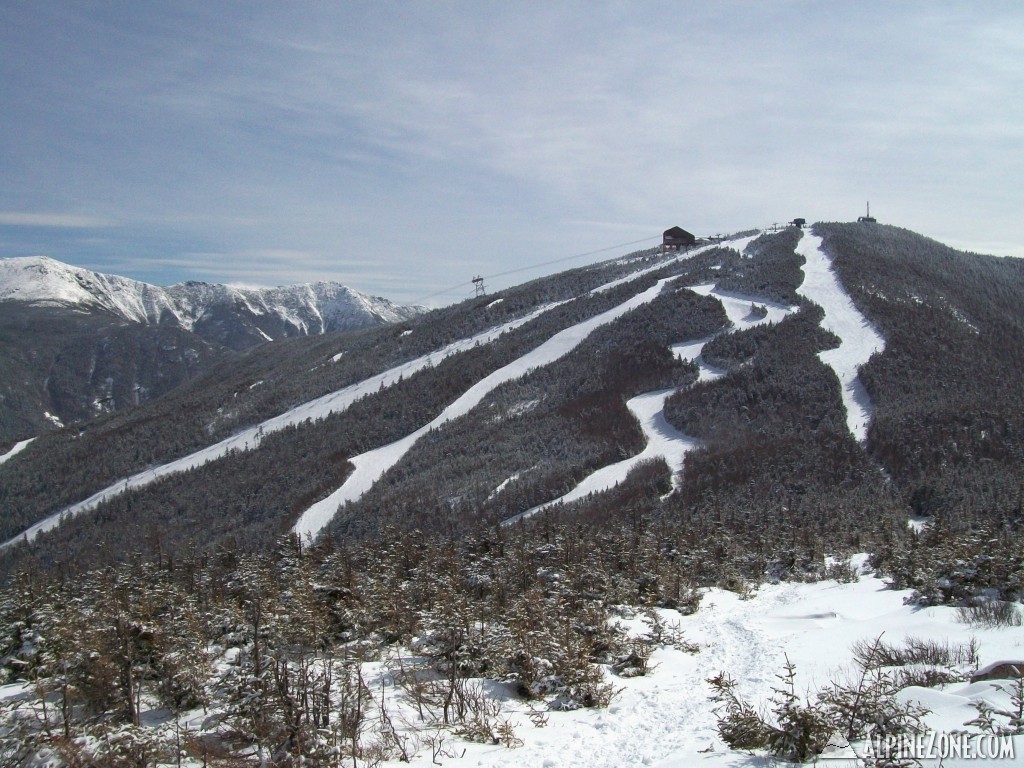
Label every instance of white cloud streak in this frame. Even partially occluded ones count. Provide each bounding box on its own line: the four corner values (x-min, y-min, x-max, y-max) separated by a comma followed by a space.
0, 212, 116, 228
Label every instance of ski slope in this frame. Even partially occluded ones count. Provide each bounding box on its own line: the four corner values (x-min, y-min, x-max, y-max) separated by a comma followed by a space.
0, 303, 561, 550
4, 230, 825, 549
0, 438, 34, 467
505, 230, 890, 534
505, 284, 797, 524
796, 231, 885, 443
293, 278, 675, 540
5, 233, 754, 550
292, 235, 769, 539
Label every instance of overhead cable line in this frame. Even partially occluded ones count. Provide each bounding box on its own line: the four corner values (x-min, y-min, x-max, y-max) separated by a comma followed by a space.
410, 235, 660, 305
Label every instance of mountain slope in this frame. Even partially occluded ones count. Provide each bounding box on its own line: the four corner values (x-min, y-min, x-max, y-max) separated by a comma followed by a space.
1, 224, 1022, 578
0, 256, 423, 441
0, 302, 229, 442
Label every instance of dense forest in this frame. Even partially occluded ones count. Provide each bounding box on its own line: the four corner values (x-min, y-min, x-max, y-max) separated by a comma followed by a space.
818, 223, 1024, 525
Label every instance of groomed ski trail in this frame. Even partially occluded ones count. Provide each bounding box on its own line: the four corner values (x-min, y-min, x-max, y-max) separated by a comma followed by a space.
0, 303, 561, 550
0, 438, 34, 467
795, 231, 885, 443
293, 278, 675, 541
505, 283, 796, 525
2, 232, 763, 549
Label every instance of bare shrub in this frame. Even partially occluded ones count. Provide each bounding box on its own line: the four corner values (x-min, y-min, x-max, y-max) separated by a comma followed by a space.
956, 599, 1023, 628
966, 673, 1024, 735
852, 635, 978, 671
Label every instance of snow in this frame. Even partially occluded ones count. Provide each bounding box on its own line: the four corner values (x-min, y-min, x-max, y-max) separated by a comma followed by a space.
293, 278, 675, 541
504, 233, 881, 528
504, 388, 699, 524
488, 472, 523, 500
360, 567, 1021, 768
2, 232, 768, 550
909, 515, 932, 533
0, 437, 34, 466
0, 255, 173, 324
0, 255, 420, 335
591, 234, 762, 295
795, 232, 886, 444
506, 284, 797, 525
3, 228, 888, 553
974, 659, 1024, 679
2, 566, 1019, 766
0, 302, 562, 551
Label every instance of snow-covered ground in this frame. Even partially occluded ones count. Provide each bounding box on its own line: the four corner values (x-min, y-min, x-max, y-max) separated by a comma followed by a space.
293, 278, 674, 540
796, 232, 885, 444
504, 229, 892, 525
0, 255, 418, 332
3, 233, 764, 550
593, 234, 761, 296
502, 387, 699, 525
2, 563, 1019, 767
5, 229, 886, 553
293, 234, 771, 540
366, 567, 1022, 768
505, 284, 796, 524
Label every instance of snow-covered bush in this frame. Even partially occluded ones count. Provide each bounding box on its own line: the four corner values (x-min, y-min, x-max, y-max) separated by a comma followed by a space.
709, 638, 931, 764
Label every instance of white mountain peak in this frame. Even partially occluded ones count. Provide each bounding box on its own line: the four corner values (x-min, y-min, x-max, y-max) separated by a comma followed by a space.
0, 255, 421, 342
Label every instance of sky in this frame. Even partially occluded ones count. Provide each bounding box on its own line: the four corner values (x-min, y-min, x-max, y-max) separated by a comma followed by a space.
1, 1, 1022, 305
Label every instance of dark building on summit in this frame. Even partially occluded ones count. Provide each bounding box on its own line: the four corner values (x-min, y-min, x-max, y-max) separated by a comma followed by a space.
662, 226, 697, 252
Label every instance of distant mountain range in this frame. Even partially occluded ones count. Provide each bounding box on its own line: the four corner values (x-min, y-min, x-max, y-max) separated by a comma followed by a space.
0, 256, 424, 441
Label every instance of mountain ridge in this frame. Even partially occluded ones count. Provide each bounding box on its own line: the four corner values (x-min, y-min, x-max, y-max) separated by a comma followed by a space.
0, 254, 422, 340
1, 223, 1022, 579
0, 255, 424, 442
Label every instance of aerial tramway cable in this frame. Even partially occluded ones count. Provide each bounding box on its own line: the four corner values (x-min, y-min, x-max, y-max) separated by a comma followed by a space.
411, 235, 660, 305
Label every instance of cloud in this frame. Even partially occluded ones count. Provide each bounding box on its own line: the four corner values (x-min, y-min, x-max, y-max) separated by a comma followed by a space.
0, 212, 116, 228
1, 2, 1021, 301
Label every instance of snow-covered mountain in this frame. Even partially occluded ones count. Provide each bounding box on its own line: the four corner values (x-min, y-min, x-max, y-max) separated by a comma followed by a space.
3, 224, 1023, 768
0, 256, 424, 442
3, 223, 1023, 569
0, 255, 423, 347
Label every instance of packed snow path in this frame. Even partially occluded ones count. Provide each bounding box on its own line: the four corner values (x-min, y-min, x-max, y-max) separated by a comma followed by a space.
503, 388, 699, 526
505, 284, 796, 524
293, 279, 674, 540
796, 231, 885, 443
355, 567, 1021, 767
